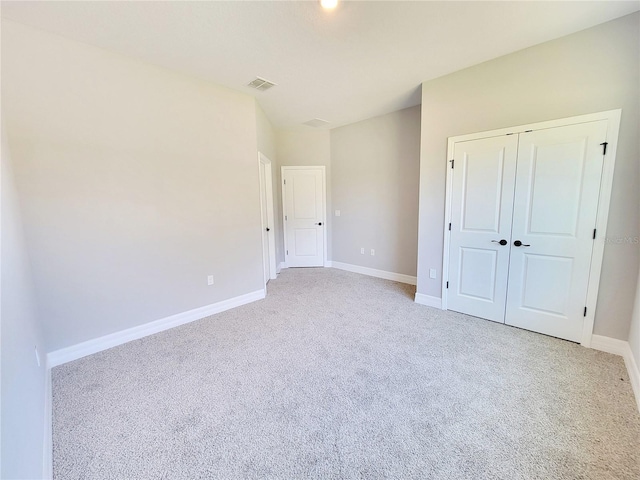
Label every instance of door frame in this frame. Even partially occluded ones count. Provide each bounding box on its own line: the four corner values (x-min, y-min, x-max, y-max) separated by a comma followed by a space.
441, 109, 621, 347
281, 166, 328, 268
258, 152, 277, 283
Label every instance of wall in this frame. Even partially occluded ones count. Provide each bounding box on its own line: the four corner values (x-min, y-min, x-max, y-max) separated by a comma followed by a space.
256, 103, 277, 163
2, 20, 264, 351
1, 127, 47, 478
417, 12, 639, 340
331, 106, 420, 276
275, 130, 331, 264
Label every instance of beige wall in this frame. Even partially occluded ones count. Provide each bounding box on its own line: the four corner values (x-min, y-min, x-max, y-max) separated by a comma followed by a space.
331, 106, 420, 275
256, 103, 277, 163
275, 130, 331, 264
1, 127, 47, 479
417, 12, 640, 340
2, 20, 265, 351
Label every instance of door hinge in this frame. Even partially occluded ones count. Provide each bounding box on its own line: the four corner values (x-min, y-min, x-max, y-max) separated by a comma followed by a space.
286, 250, 288, 256
593, 228, 597, 239
600, 142, 608, 155
448, 223, 451, 231
449, 159, 454, 169
285, 215, 287, 221
446, 281, 449, 289
584, 306, 587, 317
284, 179, 286, 185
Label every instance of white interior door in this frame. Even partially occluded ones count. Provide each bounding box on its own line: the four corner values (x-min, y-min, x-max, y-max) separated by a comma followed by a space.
258, 153, 277, 284
447, 135, 519, 322
259, 161, 270, 285
282, 167, 325, 268
505, 121, 607, 342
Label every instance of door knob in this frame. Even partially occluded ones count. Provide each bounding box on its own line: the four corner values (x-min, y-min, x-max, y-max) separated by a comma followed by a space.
491, 239, 508, 246
266, 228, 270, 232
514, 240, 530, 247
315, 222, 323, 226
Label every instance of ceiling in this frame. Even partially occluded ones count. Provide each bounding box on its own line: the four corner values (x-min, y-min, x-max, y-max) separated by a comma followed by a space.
2, 1, 639, 130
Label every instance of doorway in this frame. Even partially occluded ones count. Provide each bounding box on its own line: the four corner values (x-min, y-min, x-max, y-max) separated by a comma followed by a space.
258, 152, 277, 286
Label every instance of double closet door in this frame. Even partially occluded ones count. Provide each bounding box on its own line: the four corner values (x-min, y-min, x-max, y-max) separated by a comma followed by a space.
447, 120, 608, 342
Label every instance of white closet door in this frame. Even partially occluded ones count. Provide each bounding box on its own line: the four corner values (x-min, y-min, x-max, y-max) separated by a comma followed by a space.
505, 121, 607, 341
447, 135, 519, 322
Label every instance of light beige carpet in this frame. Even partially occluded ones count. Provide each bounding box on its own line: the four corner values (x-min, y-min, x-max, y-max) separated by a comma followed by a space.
53, 268, 640, 479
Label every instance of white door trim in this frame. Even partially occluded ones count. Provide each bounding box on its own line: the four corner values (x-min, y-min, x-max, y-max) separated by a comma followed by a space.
258, 152, 277, 282
441, 109, 621, 347
281, 166, 328, 268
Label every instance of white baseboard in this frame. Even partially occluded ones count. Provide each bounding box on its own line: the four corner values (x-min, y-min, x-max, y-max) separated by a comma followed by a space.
591, 334, 640, 413
590, 335, 627, 355
47, 289, 266, 368
414, 293, 443, 309
330, 261, 417, 285
278, 262, 336, 270
627, 350, 640, 414
42, 366, 53, 479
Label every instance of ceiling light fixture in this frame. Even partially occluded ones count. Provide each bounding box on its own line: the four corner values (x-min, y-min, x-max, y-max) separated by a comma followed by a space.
320, 0, 338, 10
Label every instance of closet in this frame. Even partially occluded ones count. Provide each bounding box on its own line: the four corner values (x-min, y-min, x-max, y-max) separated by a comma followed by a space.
443, 112, 619, 343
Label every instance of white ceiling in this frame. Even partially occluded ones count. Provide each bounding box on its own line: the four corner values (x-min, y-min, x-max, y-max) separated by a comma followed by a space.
2, 1, 639, 130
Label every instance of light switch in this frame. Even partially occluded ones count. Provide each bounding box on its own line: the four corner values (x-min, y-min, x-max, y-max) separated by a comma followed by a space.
429, 269, 437, 279
335, 210, 341, 217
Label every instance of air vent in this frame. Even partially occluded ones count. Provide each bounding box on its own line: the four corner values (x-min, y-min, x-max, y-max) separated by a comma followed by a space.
247, 77, 277, 91
304, 118, 330, 128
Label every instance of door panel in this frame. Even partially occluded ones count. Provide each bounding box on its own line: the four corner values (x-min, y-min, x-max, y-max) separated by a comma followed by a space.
527, 141, 585, 236
458, 248, 497, 301
462, 150, 506, 233
447, 135, 519, 322
519, 254, 573, 316
293, 175, 318, 219
283, 168, 325, 267
294, 229, 318, 256
505, 121, 607, 341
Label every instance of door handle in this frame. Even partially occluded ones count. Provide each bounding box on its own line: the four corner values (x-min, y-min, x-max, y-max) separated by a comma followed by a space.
513, 240, 530, 247
315, 222, 323, 226
266, 227, 270, 232
492, 239, 508, 246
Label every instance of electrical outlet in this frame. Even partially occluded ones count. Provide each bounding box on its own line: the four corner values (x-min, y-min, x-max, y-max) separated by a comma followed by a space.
360, 247, 365, 255
370, 249, 375, 256
335, 210, 341, 217
429, 268, 437, 279
207, 275, 214, 286
35, 346, 41, 367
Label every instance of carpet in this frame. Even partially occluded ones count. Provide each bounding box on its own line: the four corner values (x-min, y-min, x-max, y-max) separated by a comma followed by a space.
52, 268, 640, 479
